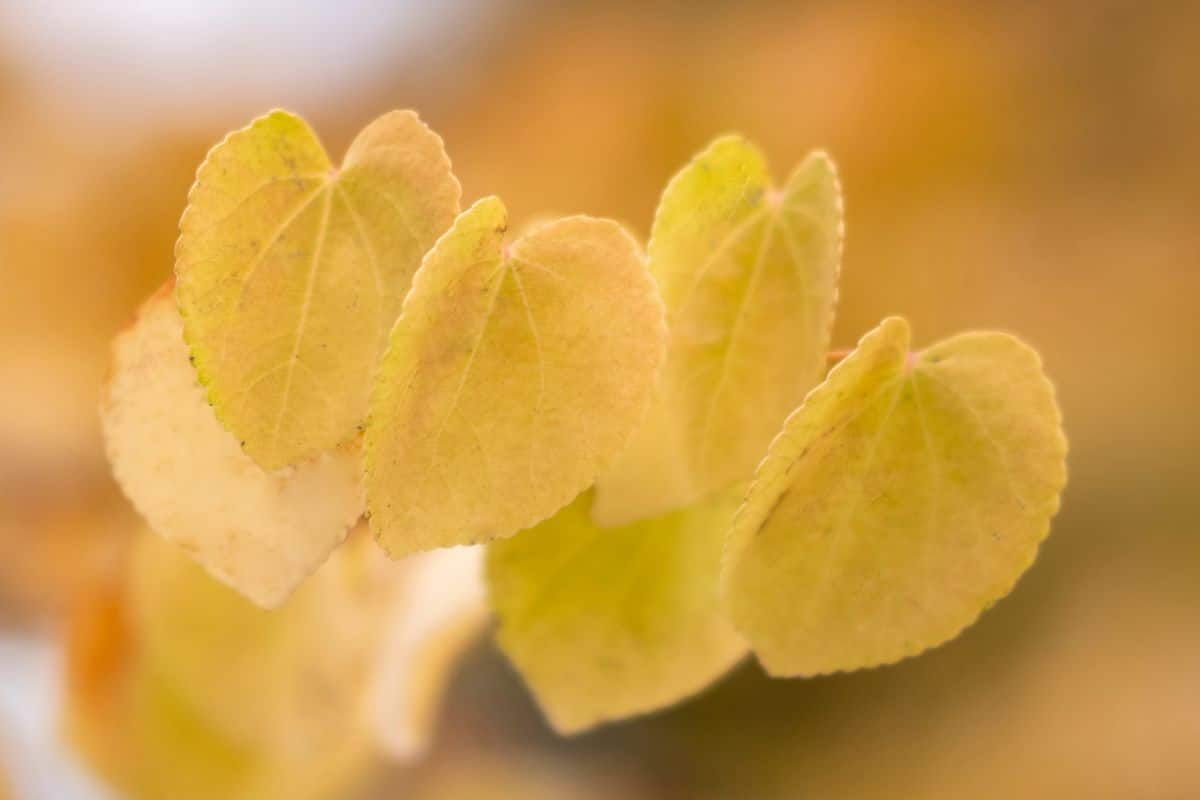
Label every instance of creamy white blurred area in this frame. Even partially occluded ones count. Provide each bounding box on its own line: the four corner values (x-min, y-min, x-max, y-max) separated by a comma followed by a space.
371, 545, 488, 759
0, 0, 492, 122
0, 637, 112, 799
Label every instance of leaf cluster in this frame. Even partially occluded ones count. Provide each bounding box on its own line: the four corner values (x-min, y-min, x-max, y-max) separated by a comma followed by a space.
102, 110, 1067, 734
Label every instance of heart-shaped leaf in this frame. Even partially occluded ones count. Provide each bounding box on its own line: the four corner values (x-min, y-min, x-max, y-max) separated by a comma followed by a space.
593, 136, 842, 526
364, 197, 667, 556
487, 491, 746, 734
101, 286, 363, 608
175, 109, 460, 470
722, 317, 1068, 676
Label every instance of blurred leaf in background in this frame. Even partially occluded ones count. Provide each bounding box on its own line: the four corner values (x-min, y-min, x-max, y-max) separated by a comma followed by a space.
64, 525, 487, 799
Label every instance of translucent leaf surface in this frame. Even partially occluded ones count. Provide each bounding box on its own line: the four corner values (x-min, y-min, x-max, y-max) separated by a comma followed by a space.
120, 664, 372, 800
364, 197, 667, 556
127, 526, 401, 758
100, 285, 363, 608
176, 109, 460, 469
63, 581, 372, 800
126, 523, 485, 766
593, 136, 842, 525
487, 491, 746, 734
722, 317, 1068, 676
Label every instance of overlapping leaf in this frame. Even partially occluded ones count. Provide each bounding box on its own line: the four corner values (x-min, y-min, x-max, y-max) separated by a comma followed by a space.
364, 197, 667, 556
175, 109, 460, 469
101, 286, 363, 607
722, 317, 1068, 676
593, 136, 842, 525
487, 491, 746, 734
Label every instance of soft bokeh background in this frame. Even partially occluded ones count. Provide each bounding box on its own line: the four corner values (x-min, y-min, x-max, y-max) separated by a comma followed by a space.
1, 0, 1197, 797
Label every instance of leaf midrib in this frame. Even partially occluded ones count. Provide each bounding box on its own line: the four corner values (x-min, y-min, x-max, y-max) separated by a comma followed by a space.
268, 186, 335, 455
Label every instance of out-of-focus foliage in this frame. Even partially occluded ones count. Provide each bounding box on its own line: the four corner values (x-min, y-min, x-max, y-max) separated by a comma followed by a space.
369, 544, 488, 760
403, 753, 648, 800
63, 557, 374, 800
126, 528, 397, 756
64, 526, 487, 800
365, 197, 666, 556
487, 490, 745, 733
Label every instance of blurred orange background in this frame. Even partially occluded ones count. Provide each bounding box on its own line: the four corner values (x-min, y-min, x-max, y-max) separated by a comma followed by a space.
1, 1, 1198, 797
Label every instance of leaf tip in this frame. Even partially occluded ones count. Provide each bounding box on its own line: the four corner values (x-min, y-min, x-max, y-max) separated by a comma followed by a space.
468, 194, 509, 229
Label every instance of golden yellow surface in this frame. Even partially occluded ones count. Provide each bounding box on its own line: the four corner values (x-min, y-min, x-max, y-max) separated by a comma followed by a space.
364, 197, 665, 556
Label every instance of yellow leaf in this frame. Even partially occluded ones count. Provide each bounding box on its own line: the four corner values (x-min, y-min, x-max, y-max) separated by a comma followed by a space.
594, 136, 843, 525
62, 555, 373, 800
722, 317, 1068, 676
127, 523, 487, 766
364, 197, 667, 556
112, 663, 373, 800
487, 491, 746, 734
127, 525, 401, 757
176, 109, 460, 469
101, 286, 363, 608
